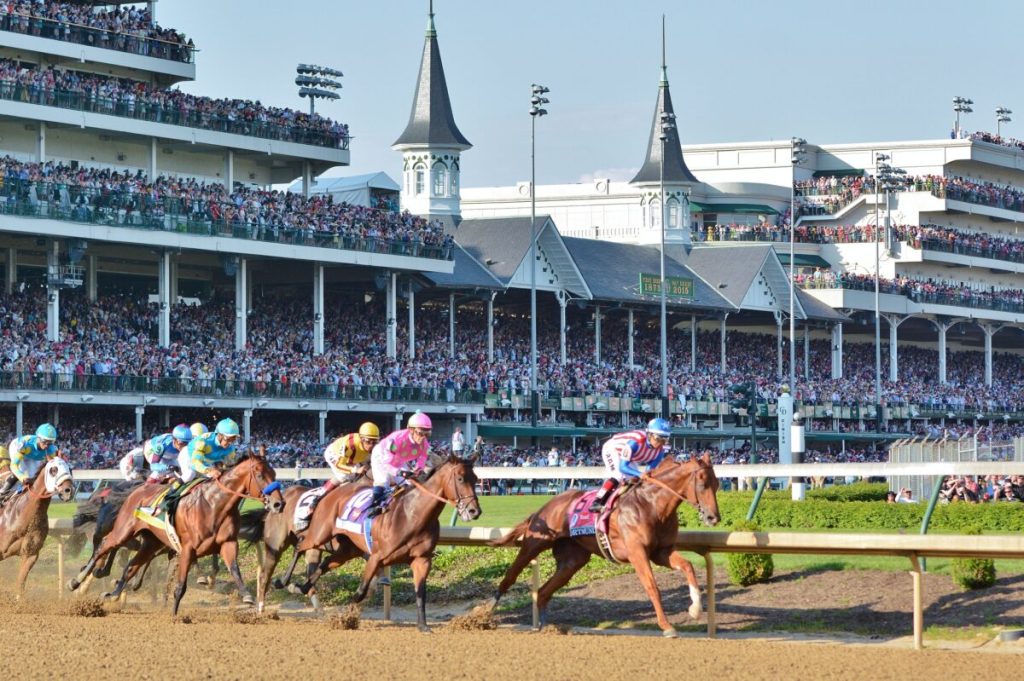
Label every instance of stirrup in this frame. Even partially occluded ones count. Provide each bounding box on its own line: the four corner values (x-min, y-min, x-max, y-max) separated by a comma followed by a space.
589, 501, 604, 514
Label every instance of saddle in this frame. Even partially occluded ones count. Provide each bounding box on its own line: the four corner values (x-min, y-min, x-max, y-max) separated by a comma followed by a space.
133, 478, 205, 553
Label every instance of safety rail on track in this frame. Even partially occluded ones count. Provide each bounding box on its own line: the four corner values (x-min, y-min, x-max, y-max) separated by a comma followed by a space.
46, 518, 1024, 649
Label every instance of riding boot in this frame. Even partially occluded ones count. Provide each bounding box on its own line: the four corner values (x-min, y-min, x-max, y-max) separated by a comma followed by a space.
309, 479, 337, 514
160, 478, 183, 517
366, 485, 386, 518
0, 473, 18, 503
589, 479, 619, 513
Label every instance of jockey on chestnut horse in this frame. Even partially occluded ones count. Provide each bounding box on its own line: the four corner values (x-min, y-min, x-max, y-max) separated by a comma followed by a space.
68, 419, 285, 615
492, 439, 720, 638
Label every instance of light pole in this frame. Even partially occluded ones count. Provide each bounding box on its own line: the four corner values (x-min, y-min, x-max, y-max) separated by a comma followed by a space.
529, 84, 549, 428
788, 137, 807, 393
997, 107, 1013, 138
952, 96, 973, 139
659, 110, 676, 419
872, 152, 890, 419
296, 63, 343, 116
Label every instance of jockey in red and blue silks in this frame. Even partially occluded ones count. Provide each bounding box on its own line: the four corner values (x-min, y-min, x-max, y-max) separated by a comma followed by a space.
1, 423, 59, 497
367, 411, 433, 516
589, 418, 672, 513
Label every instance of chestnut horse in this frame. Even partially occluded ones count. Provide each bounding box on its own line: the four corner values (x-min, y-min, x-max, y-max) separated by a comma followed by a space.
68, 453, 285, 615
285, 456, 482, 631
491, 454, 720, 637
0, 457, 74, 596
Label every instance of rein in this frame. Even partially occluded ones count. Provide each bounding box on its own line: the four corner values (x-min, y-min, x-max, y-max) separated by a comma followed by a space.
211, 463, 280, 501
408, 470, 474, 511
641, 462, 699, 505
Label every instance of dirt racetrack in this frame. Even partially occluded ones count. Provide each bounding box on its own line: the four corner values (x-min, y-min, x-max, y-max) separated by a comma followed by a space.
1, 589, 1022, 681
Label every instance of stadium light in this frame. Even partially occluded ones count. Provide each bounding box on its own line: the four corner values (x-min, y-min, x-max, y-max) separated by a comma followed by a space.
789, 137, 807, 394
870, 152, 897, 423
952, 96, 973, 138
296, 63, 343, 116
529, 83, 549, 429
996, 106, 1013, 137
658, 109, 676, 419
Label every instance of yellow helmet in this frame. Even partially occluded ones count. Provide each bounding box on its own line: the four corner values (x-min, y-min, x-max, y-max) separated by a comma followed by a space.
358, 422, 380, 440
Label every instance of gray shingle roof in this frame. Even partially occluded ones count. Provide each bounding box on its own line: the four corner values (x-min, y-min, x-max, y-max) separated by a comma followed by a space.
797, 289, 849, 322
422, 243, 504, 290
455, 217, 537, 283
630, 81, 698, 185
683, 245, 771, 308
392, 14, 471, 149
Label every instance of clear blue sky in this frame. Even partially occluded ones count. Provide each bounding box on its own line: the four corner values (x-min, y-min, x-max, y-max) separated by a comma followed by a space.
160, 0, 1021, 187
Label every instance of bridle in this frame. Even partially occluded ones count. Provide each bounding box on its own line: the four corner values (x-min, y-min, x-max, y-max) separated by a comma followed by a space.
640, 459, 708, 517
212, 459, 281, 503
408, 464, 477, 517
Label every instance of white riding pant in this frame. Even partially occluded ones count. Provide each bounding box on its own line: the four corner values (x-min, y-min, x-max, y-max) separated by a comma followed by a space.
119, 447, 145, 481
600, 442, 628, 482
177, 448, 197, 482
369, 449, 403, 488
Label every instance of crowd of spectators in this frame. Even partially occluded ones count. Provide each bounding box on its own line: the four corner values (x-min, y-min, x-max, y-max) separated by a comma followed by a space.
0, 58, 348, 148
0, 157, 453, 256
0, 1, 193, 62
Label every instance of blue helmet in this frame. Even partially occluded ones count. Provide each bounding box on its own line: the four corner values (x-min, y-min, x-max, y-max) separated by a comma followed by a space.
35, 423, 58, 442
646, 418, 672, 438
215, 418, 240, 438
171, 424, 193, 443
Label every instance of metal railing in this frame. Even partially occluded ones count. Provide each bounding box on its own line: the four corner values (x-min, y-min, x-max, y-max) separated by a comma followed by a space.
799, 276, 1024, 313
0, 12, 195, 63
0, 178, 454, 260
913, 235, 1024, 266
932, 184, 1024, 214
0, 78, 348, 150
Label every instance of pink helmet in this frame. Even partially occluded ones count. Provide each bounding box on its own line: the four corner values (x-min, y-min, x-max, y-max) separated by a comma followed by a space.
407, 411, 433, 430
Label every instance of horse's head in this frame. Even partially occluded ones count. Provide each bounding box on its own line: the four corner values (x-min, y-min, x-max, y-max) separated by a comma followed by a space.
688, 452, 720, 527
434, 454, 481, 522
240, 445, 285, 513
44, 456, 75, 502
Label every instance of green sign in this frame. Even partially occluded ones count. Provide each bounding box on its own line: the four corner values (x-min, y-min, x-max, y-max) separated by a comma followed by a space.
639, 273, 694, 299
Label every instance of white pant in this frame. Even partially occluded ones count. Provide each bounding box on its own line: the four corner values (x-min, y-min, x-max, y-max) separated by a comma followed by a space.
370, 449, 402, 488
177, 448, 197, 482
600, 442, 628, 482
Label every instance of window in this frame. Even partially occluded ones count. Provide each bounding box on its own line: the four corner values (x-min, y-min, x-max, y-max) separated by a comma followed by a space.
649, 199, 661, 228
449, 169, 459, 196
414, 165, 426, 196
667, 198, 680, 228
432, 163, 448, 197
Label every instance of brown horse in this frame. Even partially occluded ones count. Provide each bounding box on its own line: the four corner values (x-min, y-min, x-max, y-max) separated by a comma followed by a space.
491, 454, 720, 637
286, 455, 482, 631
68, 453, 285, 615
0, 457, 74, 596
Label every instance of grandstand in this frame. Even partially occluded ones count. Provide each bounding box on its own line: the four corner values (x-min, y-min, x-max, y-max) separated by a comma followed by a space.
0, 3, 1020, 472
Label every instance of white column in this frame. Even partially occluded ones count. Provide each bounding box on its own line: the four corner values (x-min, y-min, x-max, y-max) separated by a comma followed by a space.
134, 407, 144, 442
884, 314, 907, 383
594, 305, 602, 364
691, 315, 697, 372
557, 293, 566, 365
5, 247, 14, 294
15, 401, 23, 438
37, 121, 46, 163
86, 254, 98, 302
487, 293, 495, 364
243, 409, 253, 443
449, 292, 456, 359
407, 282, 416, 360
627, 309, 635, 368
318, 411, 327, 445
719, 314, 728, 373
158, 251, 171, 348
465, 413, 473, 444
775, 311, 783, 379
937, 322, 948, 385
312, 263, 324, 355
169, 259, 178, 303
46, 241, 59, 342
149, 137, 157, 179
386, 272, 397, 359
981, 324, 1000, 388
234, 258, 248, 351
831, 323, 843, 380
302, 161, 312, 198
804, 324, 810, 380
225, 150, 234, 190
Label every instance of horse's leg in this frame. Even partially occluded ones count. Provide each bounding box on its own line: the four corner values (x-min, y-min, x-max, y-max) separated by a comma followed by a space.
410, 554, 433, 633
171, 547, 196, 617
197, 555, 220, 588
257, 543, 281, 614
69, 519, 135, 590
494, 537, 553, 605
272, 545, 301, 590
15, 551, 40, 598
131, 546, 167, 592
219, 540, 253, 606
626, 544, 676, 637
534, 540, 590, 630
652, 547, 702, 620
353, 552, 383, 603
102, 536, 161, 600
93, 548, 118, 579
286, 548, 322, 597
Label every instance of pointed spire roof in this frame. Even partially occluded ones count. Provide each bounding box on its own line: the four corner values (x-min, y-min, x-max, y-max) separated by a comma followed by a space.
393, 4, 471, 150
630, 19, 697, 185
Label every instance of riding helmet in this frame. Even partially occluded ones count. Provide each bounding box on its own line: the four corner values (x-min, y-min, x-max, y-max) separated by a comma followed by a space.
358, 422, 381, 440
646, 418, 672, 438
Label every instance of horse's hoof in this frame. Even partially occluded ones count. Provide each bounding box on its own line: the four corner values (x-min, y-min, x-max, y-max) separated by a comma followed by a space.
662, 628, 678, 639
67, 579, 80, 592
310, 594, 322, 612
271, 578, 286, 590
688, 604, 702, 620
286, 583, 304, 596
242, 594, 255, 606
417, 625, 432, 634
100, 592, 114, 600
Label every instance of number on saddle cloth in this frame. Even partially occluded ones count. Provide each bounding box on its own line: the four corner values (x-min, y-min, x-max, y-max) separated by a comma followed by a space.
293, 485, 330, 531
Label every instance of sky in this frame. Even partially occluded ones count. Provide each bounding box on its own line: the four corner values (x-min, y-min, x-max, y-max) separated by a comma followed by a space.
158, 0, 1024, 188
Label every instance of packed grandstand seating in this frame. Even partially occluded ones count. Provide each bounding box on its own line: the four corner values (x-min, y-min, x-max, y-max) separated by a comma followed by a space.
0, 57, 347, 147
0, 1, 193, 62
0, 157, 454, 256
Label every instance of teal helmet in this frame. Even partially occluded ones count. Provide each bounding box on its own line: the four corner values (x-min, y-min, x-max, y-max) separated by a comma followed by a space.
172, 424, 193, 443
215, 418, 240, 438
35, 423, 58, 442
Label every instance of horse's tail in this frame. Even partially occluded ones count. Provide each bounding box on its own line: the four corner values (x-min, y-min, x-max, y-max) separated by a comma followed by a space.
238, 507, 267, 546
72, 495, 102, 528
489, 516, 533, 547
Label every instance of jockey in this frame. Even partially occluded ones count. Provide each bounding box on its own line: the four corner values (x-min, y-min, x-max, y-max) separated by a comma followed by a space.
155, 418, 241, 516
589, 418, 672, 513
297, 422, 381, 523
367, 411, 433, 517
189, 422, 209, 439
118, 424, 193, 483
0, 423, 59, 498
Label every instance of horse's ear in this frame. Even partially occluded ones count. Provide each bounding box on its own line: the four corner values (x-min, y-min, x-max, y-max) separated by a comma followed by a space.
701, 451, 712, 465
258, 444, 267, 459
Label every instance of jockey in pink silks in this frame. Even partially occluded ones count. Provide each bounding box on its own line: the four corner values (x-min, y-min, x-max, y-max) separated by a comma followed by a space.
367, 411, 433, 517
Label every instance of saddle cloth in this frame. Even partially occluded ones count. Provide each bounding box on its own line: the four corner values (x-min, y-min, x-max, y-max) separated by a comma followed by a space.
567, 487, 623, 537
335, 488, 376, 552
293, 485, 329, 531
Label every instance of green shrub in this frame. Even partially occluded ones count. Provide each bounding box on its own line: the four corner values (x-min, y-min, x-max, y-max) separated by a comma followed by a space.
725, 520, 774, 586
950, 525, 996, 590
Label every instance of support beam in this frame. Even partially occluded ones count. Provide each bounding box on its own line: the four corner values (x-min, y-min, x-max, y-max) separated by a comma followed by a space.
318, 411, 327, 445
719, 314, 728, 373
149, 137, 157, 180
134, 407, 144, 442
169, 259, 178, 303
158, 251, 171, 348
487, 293, 496, 364
312, 263, 324, 355
594, 305, 601, 364
883, 314, 910, 383
627, 309, 635, 368
5, 247, 15, 294
86, 254, 98, 302
386, 272, 397, 359
930, 318, 958, 385
407, 281, 416, 360
980, 323, 1003, 388
691, 315, 697, 372
831, 322, 843, 380
774, 311, 783, 380
225, 149, 234, 190
803, 324, 810, 381
301, 160, 312, 198
46, 241, 59, 342
449, 292, 456, 359
37, 121, 46, 163
242, 409, 252, 443
557, 292, 566, 365
15, 401, 23, 437
234, 258, 248, 351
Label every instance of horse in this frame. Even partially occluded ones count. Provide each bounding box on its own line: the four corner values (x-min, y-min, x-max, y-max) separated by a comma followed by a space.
491, 454, 720, 637
285, 455, 482, 631
0, 457, 74, 596
67, 453, 285, 615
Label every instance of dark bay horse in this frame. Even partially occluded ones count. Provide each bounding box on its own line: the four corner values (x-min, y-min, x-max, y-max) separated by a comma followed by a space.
0, 457, 74, 596
491, 454, 720, 637
287, 456, 482, 631
68, 454, 285, 615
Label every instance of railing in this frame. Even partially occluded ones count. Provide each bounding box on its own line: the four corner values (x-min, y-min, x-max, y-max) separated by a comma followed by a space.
0, 372, 483, 403
0, 12, 195, 63
799, 277, 1024, 313
0, 78, 348, 150
0, 179, 454, 260
932, 184, 1024, 214
913, 235, 1024, 266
